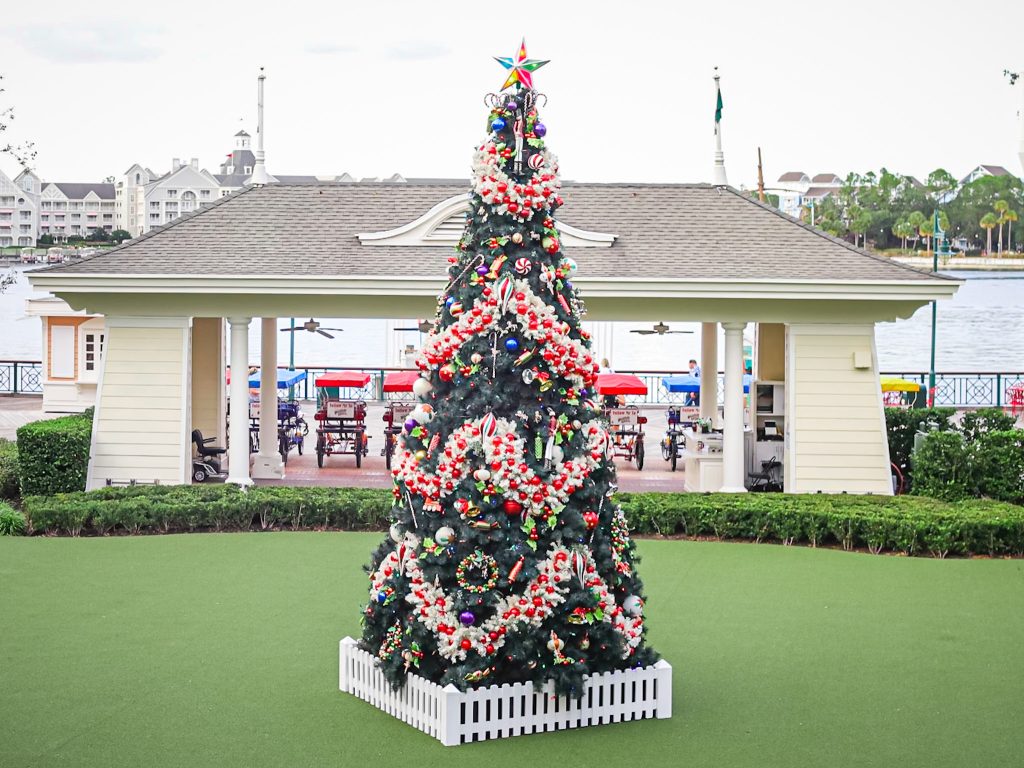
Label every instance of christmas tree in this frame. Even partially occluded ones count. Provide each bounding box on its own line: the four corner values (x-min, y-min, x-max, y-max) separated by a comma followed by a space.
360, 41, 657, 696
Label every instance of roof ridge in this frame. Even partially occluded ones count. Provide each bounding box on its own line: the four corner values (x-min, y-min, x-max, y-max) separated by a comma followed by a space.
35, 184, 260, 274
721, 186, 958, 282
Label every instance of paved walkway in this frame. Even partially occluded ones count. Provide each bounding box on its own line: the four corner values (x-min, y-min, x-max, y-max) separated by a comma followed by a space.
0, 396, 62, 440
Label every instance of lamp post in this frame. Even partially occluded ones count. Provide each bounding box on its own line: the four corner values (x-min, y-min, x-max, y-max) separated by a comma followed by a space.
288, 318, 296, 401
928, 209, 945, 406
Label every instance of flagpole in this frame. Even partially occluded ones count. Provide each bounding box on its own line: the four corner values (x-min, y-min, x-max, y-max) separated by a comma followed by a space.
713, 68, 728, 186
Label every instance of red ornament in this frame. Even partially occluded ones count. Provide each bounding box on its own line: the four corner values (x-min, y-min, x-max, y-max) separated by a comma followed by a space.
504, 499, 523, 515
583, 511, 599, 529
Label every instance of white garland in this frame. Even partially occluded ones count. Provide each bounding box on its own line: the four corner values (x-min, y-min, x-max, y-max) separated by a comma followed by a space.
369, 543, 643, 662
419, 279, 596, 391
471, 140, 561, 221
393, 414, 608, 517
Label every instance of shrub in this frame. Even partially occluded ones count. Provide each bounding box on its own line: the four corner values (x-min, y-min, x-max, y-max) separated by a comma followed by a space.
0, 501, 26, 536
911, 431, 974, 501
16, 485, 1024, 558
974, 430, 1024, 504
884, 407, 955, 490
0, 439, 19, 500
16, 414, 93, 497
960, 408, 1017, 444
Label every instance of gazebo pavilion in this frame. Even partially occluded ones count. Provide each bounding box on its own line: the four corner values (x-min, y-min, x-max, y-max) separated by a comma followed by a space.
29, 181, 958, 494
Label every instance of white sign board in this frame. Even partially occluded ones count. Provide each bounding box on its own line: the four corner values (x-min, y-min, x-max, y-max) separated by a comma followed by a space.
389, 403, 415, 420
327, 400, 357, 419
606, 408, 639, 427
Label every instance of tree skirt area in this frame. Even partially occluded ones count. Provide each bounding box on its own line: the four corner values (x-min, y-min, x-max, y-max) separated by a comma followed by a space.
0, 533, 1022, 768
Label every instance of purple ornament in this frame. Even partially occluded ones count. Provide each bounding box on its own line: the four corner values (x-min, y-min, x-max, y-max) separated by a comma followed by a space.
476, 265, 489, 276
533, 122, 547, 138
506, 100, 519, 112
459, 611, 476, 626
404, 418, 418, 433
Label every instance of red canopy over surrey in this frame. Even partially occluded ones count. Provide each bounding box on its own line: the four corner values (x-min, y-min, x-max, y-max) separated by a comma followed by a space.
314, 371, 372, 388
595, 373, 648, 395
382, 371, 421, 392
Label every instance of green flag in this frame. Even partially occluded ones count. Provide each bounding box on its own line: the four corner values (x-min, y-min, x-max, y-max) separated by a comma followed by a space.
715, 86, 723, 124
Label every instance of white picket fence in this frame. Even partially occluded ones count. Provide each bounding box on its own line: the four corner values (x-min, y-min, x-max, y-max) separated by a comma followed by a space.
339, 636, 673, 746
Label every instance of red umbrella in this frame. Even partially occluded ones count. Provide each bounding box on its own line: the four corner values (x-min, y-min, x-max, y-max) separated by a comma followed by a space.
595, 374, 648, 395
383, 371, 421, 393
314, 371, 371, 388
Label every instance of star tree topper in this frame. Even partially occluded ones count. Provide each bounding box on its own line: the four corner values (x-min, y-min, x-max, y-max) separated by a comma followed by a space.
494, 38, 549, 91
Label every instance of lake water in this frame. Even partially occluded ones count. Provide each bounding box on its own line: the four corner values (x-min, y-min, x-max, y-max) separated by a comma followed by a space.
3, 266, 1022, 373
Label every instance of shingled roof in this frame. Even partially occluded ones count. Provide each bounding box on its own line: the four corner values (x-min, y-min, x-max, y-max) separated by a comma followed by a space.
41, 181, 946, 283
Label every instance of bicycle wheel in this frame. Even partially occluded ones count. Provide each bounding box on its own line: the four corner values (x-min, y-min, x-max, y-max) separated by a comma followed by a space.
636, 440, 645, 471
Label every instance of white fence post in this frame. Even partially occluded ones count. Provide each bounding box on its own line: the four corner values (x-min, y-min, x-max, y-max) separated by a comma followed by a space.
654, 659, 673, 719
439, 684, 462, 746
339, 636, 357, 692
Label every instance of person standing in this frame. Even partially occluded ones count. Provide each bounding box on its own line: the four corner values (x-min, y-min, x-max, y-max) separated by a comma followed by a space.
686, 358, 700, 406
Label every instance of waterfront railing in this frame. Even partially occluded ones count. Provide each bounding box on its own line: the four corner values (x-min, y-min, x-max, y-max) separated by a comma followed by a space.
2, 361, 1022, 409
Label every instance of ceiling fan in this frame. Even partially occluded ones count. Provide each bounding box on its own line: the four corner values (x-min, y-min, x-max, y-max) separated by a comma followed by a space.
630, 322, 694, 336
395, 319, 435, 333
280, 318, 344, 339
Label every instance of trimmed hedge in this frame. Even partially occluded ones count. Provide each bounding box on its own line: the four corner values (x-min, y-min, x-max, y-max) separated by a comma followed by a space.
884, 407, 955, 490
0, 439, 19, 500
23, 485, 392, 537
16, 414, 93, 497
20, 484, 1024, 558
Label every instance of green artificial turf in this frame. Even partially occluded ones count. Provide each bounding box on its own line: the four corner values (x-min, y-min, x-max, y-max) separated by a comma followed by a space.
1, 534, 1022, 768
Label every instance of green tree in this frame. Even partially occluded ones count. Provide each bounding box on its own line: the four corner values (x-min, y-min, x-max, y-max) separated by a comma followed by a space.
919, 218, 935, 254
907, 211, 926, 249
37, 234, 53, 246
110, 229, 131, 243
926, 168, 957, 199
88, 227, 109, 242
994, 199, 1009, 255
360, 80, 656, 695
1005, 208, 1018, 252
980, 212, 997, 255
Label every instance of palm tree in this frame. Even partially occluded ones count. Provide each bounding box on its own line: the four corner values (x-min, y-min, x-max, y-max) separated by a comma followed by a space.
994, 200, 1009, 255
1005, 208, 1018, 253
919, 219, 935, 254
907, 211, 926, 249
892, 221, 912, 250
980, 212, 998, 256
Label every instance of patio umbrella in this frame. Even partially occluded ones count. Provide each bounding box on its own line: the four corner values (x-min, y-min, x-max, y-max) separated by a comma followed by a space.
382, 371, 421, 392
595, 373, 648, 395
245, 368, 307, 388
662, 374, 752, 393
880, 376, 921, 393
314, 371, 372, 388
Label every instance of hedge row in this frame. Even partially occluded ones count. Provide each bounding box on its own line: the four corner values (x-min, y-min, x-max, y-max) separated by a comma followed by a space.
20, 485, 1024, 558
23, 485, 392, 537
0, 439, 19, 500
16, 412, 93, 497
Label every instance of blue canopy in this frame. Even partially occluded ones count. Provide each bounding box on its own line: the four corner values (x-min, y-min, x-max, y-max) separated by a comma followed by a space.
248, 368, 307, 388
662, 374, 752, 393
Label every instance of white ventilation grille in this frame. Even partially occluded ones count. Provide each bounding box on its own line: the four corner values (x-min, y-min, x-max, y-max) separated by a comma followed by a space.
425, 211, 468, 241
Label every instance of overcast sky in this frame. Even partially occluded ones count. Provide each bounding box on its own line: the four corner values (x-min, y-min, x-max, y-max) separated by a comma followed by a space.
2, 0, 1023, 188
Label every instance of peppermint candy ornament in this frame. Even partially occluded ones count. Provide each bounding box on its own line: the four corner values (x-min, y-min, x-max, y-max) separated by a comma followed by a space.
528, 153, 544, 170
514, 257, 532, 275
480, 412, 497, 437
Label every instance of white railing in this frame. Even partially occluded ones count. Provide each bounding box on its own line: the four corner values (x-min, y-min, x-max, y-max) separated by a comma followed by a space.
339, 636, 672, 746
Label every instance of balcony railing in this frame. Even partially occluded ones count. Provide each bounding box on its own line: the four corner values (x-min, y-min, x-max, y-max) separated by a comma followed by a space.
4, 360, 1022, 409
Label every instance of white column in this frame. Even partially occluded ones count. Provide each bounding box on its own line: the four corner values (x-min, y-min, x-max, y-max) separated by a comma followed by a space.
227, 316, 253, 486
253, 317, 284, 479
699, 322, 718, 422
721, 321, 748, 493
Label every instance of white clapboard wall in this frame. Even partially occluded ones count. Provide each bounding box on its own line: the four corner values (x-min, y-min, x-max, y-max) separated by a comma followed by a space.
339, 636, 673, 746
